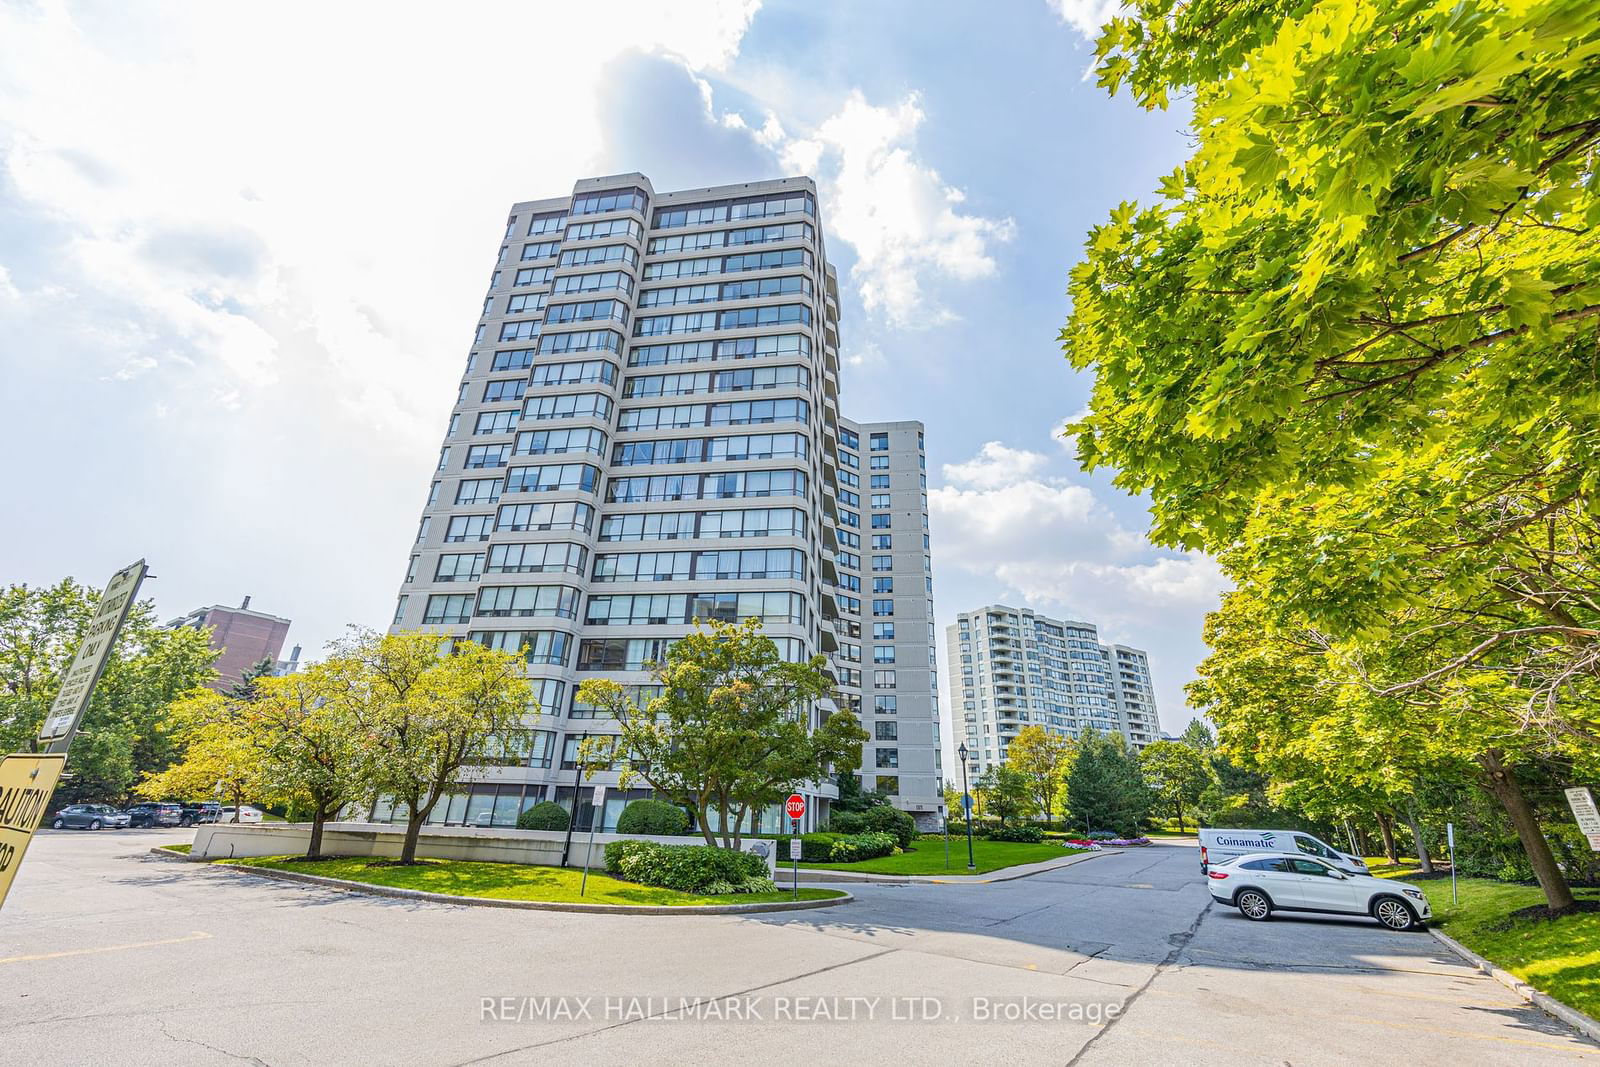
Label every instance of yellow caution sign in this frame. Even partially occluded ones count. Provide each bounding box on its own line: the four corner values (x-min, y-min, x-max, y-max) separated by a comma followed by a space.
0, 753, 68, 909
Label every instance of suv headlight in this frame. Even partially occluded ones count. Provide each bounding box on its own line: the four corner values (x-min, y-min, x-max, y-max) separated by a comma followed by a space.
1402, 888, 1425, 900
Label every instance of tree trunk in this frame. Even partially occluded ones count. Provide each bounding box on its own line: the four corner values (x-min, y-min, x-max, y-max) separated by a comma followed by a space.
308, 809, 326, 860
695, 800, 717, 848
1404, 805, 1434, 874
1174, 800, 1186, 834
1377, 812, 1398, 864
401, 802, 426, 865
1479, 749, 1576, 914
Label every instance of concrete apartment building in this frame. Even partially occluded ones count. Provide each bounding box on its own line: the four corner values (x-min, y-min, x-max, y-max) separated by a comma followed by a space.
166, 598, 292, 692
948, 605, 1159, 779
385, 172, 940, 832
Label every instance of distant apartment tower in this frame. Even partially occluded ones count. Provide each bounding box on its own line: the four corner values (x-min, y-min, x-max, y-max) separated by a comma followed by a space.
832, 418, 941, 827
167, 598, 291, 692
386, 172, 940, 832
947, 605, 1159, 777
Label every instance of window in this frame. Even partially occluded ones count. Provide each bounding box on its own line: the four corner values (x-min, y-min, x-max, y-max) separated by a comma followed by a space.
423, 594, 473, 625
870, 475, 890, 489
521, 241, 559, 261
392, 595, 408, 625
873, 622, 895, 640
513, 267, 553, 287
873, 645, 896, 663
870, 454, 889, 470
871, 555, 892, 572
1290, 858, 1338, 877
506, 292, 546, 314
871, 494, 891, 509
553, 271, 634, 296
416, 516, 430, 543
558, 244, 638, 269
874, 695, 897, 715
546, 299, 628, 326
874, 670, 896, 688
464, 444, 508, 469
872, 599, 894, 616
871, 534, 892, 550
474, 410, 519, 436
485, 542, 587, 575
495, 500, 594, 533
435, 553, 484, 582
444, 515, 493, 542
471, 630, 572, 667
571, 187, 648, 216
526, 212, 565, 236
871, 514, 892, 529
873, 577, 893, 593
483, 379, 527, 404
565, 217, 643, 243
875, 775, 899, 795
504, 463, 601, 495
875, 748, 898, 769
870, 433, 888, 451
455, 478, 501, 505
522, 393, 613, 422
475, 585, 581, 619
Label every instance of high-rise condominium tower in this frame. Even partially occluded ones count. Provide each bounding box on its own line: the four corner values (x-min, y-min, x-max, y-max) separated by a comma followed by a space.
947, 605, 1159, 779
385, 173, 940, 832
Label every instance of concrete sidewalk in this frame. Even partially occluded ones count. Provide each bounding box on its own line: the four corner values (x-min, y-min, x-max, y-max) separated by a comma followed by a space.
778, 847, 1116, 886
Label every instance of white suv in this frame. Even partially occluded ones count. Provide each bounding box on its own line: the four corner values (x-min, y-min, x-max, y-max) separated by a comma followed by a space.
1208, 852, 1431, 931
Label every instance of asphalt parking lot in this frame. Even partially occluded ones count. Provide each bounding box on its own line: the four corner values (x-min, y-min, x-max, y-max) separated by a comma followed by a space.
1, 828, 1593, 1065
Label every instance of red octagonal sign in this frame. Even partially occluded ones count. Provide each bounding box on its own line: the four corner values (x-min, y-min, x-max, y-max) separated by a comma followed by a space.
785, 793, 806, 820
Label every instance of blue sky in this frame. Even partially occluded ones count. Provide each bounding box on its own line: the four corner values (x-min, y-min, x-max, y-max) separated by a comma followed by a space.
0, 0, 1220, 737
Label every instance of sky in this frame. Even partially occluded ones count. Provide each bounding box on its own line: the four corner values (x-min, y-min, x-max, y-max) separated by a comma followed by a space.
0, 0, 1223, 747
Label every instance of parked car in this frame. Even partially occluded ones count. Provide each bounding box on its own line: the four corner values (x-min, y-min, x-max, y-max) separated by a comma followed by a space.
124, 802, 183, 828
179, 802, 222, 827
1198, 827, 1368, 876
1207, 852, 1431, 931
51, 804, 131, 830
217, 805, 264, 824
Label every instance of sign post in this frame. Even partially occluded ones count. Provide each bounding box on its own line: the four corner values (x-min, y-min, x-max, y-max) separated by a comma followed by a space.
1564, 787, 1600, 851
579, 784, 605, 896
2, 560, 147, 911
785, 793, 805, 900
1447, 822, 1457, 906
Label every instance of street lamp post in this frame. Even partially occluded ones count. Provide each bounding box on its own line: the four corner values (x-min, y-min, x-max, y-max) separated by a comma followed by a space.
957, 742, 976, 870
560, 732, 587, 868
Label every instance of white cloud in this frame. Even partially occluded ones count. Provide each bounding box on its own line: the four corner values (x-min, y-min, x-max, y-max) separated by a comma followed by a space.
942, 441, 1049, 490
763, 91, 1015, 328
1047, 0, 1126, 40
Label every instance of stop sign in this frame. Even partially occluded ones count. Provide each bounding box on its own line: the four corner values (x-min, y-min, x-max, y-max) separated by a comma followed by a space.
785, 793, 806, 820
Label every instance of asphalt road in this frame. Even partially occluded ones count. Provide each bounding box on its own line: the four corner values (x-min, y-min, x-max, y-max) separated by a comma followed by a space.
1, 829, 1593, 1065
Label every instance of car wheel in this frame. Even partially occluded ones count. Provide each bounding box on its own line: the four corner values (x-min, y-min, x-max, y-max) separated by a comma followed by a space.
1236, 890, 1273, 921
89, 819, 101, 830
1373, 896, 1419, 931
52, 818, 65, 829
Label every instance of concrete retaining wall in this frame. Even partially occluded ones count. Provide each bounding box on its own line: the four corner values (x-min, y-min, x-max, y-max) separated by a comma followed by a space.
191, 821, 778, 876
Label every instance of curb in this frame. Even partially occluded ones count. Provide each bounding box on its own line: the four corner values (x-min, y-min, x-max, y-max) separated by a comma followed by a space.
1429, 927, 1600, 1044
209, 860, 854, 916
148, 847, 201, 862
779, 847, 1115, 886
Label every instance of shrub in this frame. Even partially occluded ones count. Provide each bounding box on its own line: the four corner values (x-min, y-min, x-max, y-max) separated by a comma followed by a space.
602, 839, 766, 893
989, 824, 1044, 843
704, 876, 781, 896
615, 799, 690, 836
1087, 830, 1120, 842
783, 832, 841, 862
517, 801, 570, 831
828, 831, 897, 863
945, 819, 993, 839
859, 805, 917, 850
828, 811, 866, 834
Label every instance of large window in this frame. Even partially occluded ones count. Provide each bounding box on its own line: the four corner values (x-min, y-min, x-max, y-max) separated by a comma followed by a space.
538, 329, 623, 355
444, 515, 493, 542
455, 477, 501, 505
571, 187, 648, 216
423, 594, 473, 625
623, 365, 808, 398
470, 630, 572, 667
612, 433, 807, 466
434, 553, 484, 583
495, 500, 595, 533
565, 217, 642, 243
585, 591, 806, 627
597, 507, 806, 542
474, 410, 519, 435
606, 469, 806, 503
629, 334, 810, 368
514, 427, 606, 457
553, 271, 634, 296
483, 379, 527, 404
648, 221, 813, 256
557, 244, 638, 269
618, 398, 809, 431
652, 191, 814, 229
485, 542, 587, 575
593, 548, 804, 583
464, 444, 509, 469
529, 359, 617, 387
504, 463, 601, 495
475, 585, 581, 619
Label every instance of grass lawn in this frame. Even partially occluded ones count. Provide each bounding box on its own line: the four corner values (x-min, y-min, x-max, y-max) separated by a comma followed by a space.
158, 843, 191, 854
797, 837, 1084, 875
1371, 860, 1600, 1019
225, 856, 844, 907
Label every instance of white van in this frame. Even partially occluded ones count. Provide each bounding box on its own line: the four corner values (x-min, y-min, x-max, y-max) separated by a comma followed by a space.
1198, 828, 1367, 876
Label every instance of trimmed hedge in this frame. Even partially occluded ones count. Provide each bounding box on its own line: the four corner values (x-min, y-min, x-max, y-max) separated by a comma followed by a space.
615, 799, 690, 836
828, 831, 896, 862
988, 824, 1045, 843
828, 804, 917, 849
603, 839, 768, 894
517, 801, 570, 831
